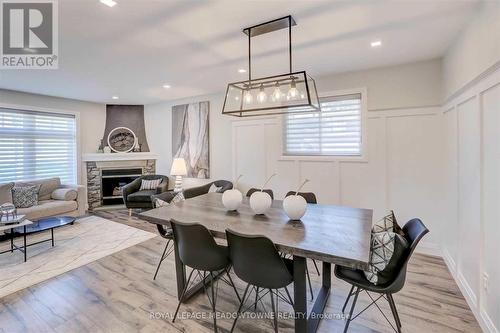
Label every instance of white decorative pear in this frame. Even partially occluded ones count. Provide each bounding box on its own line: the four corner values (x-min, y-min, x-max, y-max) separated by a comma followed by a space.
283, 179, 310, 220
249, 174, 276, 215
222, 175, 243, 211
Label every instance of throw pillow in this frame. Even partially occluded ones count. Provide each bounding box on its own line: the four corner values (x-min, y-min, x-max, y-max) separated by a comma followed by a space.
208, 183, 222, 193
154, 198, 169, 208
372, 210, 405, 236
51, 188, 78, 201
0, 182, 14, 204
140, 179, 162, 191
364, 232, 409, 285
17, 177, 61, 201
171, 192, 185, 204
12, 185, 40, 208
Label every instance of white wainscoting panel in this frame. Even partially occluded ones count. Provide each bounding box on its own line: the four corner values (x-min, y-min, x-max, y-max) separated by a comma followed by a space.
340, 117, 386, 219
480, 83, 500, 332
443, 107, 459, 272
457, 96, 481, 307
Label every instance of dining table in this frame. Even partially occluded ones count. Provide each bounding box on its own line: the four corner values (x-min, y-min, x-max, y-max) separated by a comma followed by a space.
139, 192, 373, 333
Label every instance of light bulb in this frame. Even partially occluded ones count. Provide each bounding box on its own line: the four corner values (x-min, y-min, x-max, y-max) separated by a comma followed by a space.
287, 78, 299, 100
257, 84, 267, 103
272, 82, 282, 101
244, 89, 253, 104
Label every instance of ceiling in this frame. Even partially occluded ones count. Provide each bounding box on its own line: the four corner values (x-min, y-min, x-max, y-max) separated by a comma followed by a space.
0, 0, 480, 105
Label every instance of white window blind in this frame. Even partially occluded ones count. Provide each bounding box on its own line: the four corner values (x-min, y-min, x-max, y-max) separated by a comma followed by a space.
284, 93, 362, 156
0, 108, 77, 184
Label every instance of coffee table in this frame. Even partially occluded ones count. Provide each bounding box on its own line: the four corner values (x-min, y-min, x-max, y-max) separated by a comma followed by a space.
2, 216, 76, 262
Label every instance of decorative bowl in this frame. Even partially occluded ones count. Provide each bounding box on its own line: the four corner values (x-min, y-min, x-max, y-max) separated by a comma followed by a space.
283, 195, 307, 220
222, 189, 243, 211
249, 191, 272, 215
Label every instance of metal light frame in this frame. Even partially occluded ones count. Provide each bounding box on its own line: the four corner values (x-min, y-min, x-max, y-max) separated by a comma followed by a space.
222, 16, 321, 117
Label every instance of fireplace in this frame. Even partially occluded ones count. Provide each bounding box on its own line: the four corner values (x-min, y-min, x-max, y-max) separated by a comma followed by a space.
82, 153, 159, 210
101, 168, 142, 205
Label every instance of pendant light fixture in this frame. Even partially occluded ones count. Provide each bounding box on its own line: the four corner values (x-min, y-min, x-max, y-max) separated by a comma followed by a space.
222, 16, 321, 117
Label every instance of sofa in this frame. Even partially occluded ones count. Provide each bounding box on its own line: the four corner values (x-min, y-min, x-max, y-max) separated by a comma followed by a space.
122, 175, 169, 211
151, 179, 233, 204
0, 177, 86, 221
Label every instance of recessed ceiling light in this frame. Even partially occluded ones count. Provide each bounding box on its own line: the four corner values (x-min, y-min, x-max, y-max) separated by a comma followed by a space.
371, 40, 382, 48
112, 96, 119, 100
162, 84, 171, 89
100, 0, 117, 8
238, 68, 247, 73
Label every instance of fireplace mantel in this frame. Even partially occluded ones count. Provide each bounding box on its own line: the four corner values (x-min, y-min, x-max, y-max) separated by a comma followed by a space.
82, 152, 159, 162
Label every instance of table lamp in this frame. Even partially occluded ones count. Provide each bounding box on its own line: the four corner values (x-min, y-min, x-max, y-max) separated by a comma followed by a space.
170, 158, 187, 192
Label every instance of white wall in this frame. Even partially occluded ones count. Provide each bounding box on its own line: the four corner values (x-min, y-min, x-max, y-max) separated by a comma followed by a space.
145, 59, 445, 254
443, 1, 500, 100
145, 93, 232, 184
316, 59, 443, 110
440, 2, 500, 332
442, 67, 500, 333
0, 89, 106, 184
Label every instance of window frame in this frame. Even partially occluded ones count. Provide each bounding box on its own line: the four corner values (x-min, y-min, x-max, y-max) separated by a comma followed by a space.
0, 102, 81, 184
280, 87, 368, 162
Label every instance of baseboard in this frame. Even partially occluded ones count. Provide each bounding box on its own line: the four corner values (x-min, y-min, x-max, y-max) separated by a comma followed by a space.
442, 247, 457, 274
442, 246, 498, 333
481, 309, 500, 333
457, 271, 478, 309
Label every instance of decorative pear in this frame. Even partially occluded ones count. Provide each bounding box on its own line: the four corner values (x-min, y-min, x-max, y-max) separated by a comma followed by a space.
283, 179, 309, 220
222, 175, 243, 211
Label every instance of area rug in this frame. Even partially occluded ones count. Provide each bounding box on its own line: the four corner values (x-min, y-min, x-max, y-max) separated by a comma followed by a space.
0, 215, 156, 298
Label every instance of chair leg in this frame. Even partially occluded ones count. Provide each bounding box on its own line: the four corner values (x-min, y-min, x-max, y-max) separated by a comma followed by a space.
209, 272, 218, 333
311, 259, 320, 276
284, 286, 294, 306
254, 287, 259, 310
153, 240, 171, 280
343, 287, 360, 333
173, 269, 195, 323
342, 285, 355, 313
231, 284, 251, 333
128, 208, 132, 217
306, 265, 314, 301
225, 268, 241, 302
387, 293, 402, 332
269, 289, 278, 333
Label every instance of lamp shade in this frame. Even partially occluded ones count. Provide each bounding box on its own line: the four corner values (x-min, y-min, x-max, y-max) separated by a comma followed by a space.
170, 158, 187, 176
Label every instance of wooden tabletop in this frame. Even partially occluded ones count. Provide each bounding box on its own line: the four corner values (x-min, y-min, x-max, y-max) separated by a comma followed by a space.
140, 192, 373, 270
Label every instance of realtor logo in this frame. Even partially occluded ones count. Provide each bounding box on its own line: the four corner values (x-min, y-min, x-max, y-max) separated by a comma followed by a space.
1, 0, 58, 69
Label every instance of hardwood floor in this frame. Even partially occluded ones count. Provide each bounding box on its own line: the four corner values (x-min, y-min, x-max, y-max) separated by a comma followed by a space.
0, 210, 481, 333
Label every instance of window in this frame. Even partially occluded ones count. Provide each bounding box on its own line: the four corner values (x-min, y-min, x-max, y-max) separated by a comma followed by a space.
283, 93, 363, 156
0, 107, 77, 184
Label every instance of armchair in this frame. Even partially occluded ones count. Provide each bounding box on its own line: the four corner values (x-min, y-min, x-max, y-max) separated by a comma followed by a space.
122, 175, 169, 214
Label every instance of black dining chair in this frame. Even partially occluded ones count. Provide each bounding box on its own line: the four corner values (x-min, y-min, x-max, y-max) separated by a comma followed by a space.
153, 224, 174, 280
285, 191, 320, 300
335, 218, 429, 333
246, 188, 274, 200
226, 229, 294, 333
285, 191, 317, 204
170, 220, 241, 333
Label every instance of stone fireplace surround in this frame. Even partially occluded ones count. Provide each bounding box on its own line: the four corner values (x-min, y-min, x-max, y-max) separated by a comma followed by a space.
83, 153, 159, 210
